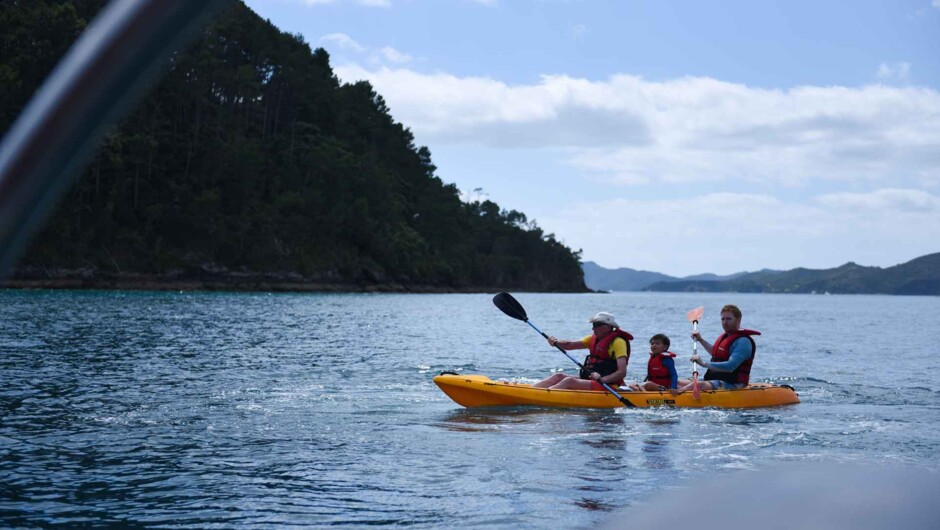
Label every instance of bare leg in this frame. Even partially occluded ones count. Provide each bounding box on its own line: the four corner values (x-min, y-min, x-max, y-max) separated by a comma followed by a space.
549, 377, 596, 390
533, 373, 568, 388
677, 380, 715, 392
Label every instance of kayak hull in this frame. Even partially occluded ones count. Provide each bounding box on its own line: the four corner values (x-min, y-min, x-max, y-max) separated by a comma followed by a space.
433, 373, 799, 409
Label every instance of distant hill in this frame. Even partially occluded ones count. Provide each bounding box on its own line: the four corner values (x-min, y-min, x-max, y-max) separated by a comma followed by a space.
644, 253, 940, 295
581, 262, 675, 291
582, 261, 747, 292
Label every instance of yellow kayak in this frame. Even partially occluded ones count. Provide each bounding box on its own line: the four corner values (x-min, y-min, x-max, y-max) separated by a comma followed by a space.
434, 373, 799, 409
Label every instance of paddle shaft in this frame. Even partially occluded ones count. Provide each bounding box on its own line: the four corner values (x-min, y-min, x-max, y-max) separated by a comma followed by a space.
523, 319, 634, 407
524, 321, 587, 368
491, 292, 634, 407
692, 320, 700, 398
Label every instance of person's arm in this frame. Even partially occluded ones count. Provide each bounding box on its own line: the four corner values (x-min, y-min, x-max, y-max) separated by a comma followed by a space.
691, 331, 714, 355
664, 357, 678, 389
598, 356, 627, 385
701, 339, 752, 372
546, 335, 589, 350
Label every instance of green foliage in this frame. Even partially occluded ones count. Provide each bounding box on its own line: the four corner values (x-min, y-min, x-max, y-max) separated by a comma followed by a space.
3, 1, 586, 291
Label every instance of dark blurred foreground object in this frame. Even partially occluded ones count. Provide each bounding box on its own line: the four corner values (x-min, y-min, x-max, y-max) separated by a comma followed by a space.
0, 0, 231, 277
604, 463, 940, 530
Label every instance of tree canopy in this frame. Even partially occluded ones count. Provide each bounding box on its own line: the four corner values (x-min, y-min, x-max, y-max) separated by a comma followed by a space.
1, 1, 587, 291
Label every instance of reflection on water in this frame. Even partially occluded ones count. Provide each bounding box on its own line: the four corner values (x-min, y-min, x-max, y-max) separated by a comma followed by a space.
724, 411, 782, 425
581, 437, 626, 450
642, 416, 681, 425
642, 438, 673, 470
437, 407, 583, 432
575, 498, 616, 511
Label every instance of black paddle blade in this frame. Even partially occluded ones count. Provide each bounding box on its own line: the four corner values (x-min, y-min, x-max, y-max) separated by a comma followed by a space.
493, 292, 528, 321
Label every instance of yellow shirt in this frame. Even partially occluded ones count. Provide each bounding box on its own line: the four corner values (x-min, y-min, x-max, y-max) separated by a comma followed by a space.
580, 335, 628, 360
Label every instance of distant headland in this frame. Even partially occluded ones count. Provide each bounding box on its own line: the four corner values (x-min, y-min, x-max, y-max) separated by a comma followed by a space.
583, 252, 940, 295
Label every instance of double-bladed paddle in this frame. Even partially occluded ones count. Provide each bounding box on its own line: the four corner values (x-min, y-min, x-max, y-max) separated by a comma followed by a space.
686, 306, 704, 399
492, 292, 635, 408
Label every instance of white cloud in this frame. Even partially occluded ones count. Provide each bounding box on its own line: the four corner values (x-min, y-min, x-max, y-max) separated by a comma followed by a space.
320, 33, 412, 65
319, 33, 366, 52
306, 0, 390, 5
543, 190, 940, 275
333, 65, 940, 190
877, 61, 911, 81
376, 46, 412, 64
933, 0, 940, 9
814, 188, 940, 212
319, 35, 415, 68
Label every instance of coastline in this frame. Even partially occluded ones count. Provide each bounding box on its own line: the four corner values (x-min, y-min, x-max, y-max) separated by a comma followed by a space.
1, 270, 592, 294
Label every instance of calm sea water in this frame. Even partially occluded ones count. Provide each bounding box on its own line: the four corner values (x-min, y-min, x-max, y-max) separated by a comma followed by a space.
1, 290, 938, 528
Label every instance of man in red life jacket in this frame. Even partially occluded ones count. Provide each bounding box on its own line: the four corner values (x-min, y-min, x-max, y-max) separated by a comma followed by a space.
678, 304, 760, 392
533, 312, 633, 391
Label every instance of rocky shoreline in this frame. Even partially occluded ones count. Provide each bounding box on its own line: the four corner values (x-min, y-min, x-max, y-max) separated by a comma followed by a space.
2, 267, 591, 294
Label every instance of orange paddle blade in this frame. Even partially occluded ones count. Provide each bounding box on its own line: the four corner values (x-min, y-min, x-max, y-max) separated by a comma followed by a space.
686, 306, 704, 323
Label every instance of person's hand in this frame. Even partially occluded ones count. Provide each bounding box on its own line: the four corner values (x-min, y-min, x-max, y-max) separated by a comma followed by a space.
691, 330, 702, 342
690, 354, 703, 366
590, 372, 600, 381
547, 336, 559, 347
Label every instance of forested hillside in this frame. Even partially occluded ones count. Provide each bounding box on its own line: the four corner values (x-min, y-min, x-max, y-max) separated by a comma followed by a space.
0, 1, 586, 291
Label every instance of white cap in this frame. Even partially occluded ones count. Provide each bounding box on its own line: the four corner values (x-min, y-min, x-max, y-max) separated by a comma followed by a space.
588, 312, 619, 328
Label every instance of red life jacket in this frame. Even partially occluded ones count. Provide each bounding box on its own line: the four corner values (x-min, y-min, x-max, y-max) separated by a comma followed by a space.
581, 329, 633, 385
703, 329, 760, 385
646, 351, 678, 387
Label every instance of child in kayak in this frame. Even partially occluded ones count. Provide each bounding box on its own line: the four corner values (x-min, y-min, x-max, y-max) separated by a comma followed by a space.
629, 334, 678, 394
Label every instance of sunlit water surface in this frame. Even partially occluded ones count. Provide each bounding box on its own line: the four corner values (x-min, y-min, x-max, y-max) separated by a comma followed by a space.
1, 290, 938, 528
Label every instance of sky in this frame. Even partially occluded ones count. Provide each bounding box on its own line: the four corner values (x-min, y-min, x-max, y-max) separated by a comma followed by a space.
242, 0, 940, 277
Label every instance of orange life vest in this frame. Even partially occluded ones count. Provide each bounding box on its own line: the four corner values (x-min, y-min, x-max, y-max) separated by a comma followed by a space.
703, 329, 760, 385
646, 351, 678, 387
581, 329, 633, 385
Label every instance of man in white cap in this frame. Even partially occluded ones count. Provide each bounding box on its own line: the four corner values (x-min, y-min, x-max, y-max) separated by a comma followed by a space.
533, 312, 633, 390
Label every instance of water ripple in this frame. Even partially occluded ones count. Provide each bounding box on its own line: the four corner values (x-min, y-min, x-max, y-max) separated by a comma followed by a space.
1, 290, 938, 528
